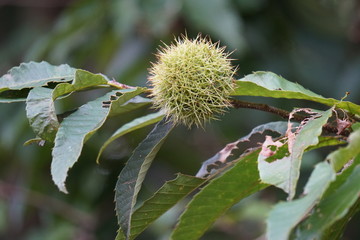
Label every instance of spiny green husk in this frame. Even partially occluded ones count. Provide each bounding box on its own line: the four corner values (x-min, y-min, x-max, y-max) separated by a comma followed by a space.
148, 35, 236, 128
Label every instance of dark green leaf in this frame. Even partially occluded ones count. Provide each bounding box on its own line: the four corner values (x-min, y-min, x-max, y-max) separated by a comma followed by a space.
233, 72, 360, 115
97, 111, 164, 164
266, 162, 335, 240
327, 127, 360, 172
294, 158, 360, 240
0, 61, 75, 92
115, 118, 174, 239
318, 198, 360, 240
171, 149, 268, 240
116, 173, 206, 240
305, 136, 345, 152
352, 122, 360, 131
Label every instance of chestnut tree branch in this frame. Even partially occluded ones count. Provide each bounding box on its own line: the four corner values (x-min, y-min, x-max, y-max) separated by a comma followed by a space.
230, 99, 350, 137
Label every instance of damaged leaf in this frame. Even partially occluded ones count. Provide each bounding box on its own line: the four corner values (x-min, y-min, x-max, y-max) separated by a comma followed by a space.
51, 88, 144, 193
172, 149, 268, 240
259, 135, 284, 157
196, 121, 289, 178
115, 118, 174, 238
258, 108, 333, 199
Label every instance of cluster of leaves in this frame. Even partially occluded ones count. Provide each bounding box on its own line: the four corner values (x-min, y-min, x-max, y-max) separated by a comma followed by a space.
1, 61, 360, 239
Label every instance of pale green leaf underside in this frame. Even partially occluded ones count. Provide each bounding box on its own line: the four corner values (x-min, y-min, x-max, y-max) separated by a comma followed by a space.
97, 111, 164, 163
1, 68, 110, 103
116, 173, 205, 240
258, 109, 333, 199
266, 162, 335, 240
171, 149, 268, 240
0, 61, 75, 93
26, 87, 59, 142
115, 118, 174, 239
234, 72, 360, 115
51, 88, 144, 193
238, 121, 289, 141
295, 158, 360, 240
25, 70, 114, 142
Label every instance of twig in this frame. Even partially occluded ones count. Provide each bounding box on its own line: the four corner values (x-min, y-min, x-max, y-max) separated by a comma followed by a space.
230, 99, 350, 137
230, 99, 306, 122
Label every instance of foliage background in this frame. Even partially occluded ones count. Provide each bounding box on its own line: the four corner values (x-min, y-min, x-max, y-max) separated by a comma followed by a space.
0, 0, 359, 239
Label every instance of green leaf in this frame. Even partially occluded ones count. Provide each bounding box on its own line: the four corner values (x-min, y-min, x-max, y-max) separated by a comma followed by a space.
171, 149, 268, 240
258, 108, 333, 199
0, 66, 113, 103
115, 118, 174, 238
26, 87, 59, 142
51, 88, 144, 193
305, 136, 346, 152
196, 121, 289, 178
108, 95, 151, 117
233, 72, 360, 115
352, 122, 360, 131
266, 162, 335, 240
327, 127, 360, 172
115, 173, 206, 240
52, 69, 109, 99
24, 70, 113, 142
294, 157, 360, 240
0, 61, 75, 93
96, 111, 164, 164
317, 198, 360, 240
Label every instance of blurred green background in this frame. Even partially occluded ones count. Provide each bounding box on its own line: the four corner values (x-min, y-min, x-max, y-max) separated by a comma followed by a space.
1, 0, 360, 239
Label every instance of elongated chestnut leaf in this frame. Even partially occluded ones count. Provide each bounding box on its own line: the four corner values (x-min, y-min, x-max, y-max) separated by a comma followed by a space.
258, 108, 332, 199
233, 72, 360, 115
115, 118, 174, 239
171, 149, 268, 240
115, 173, 205, 240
